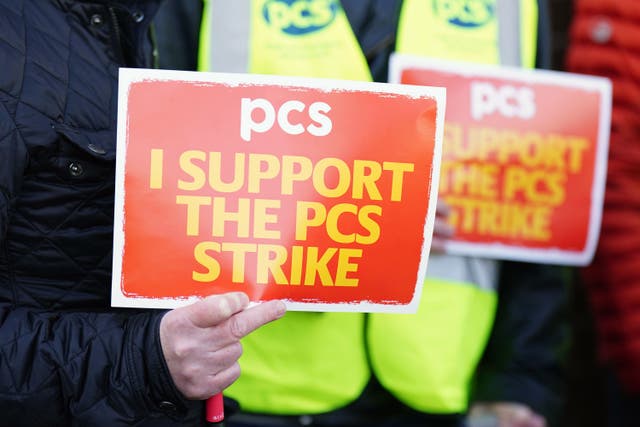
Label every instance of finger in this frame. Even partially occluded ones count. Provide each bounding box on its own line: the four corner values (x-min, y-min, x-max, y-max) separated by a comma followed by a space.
433, 217, 455, 239
500, 405, 536, 427
227, 300, 286, 339
510, 407, 546, 427
188, 292, 250, 328
431, 238, 446, 254
189, 341, 244, 380
204, 362, 242, 398
528, 414, 547, 427
531, 414, 547, 427
182, 361, 242, 400
436, 198, 451, 217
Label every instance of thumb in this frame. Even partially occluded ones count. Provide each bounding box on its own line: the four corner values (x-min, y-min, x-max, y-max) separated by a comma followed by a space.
186, 292, 250, 328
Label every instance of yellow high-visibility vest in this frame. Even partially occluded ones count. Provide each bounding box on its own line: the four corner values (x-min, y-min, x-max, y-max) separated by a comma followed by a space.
368, 256, 499, 413
226, 311, 369, 414
198, 0, 538, 415
396, 0, 538, 68
366, 0, 539, 413
198, 0, 372, 81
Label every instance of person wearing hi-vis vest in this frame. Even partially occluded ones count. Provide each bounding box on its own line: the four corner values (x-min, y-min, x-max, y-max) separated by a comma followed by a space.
153, 1, 570, 426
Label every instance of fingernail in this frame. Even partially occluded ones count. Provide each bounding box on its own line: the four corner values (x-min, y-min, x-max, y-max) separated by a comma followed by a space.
217, 297, 231, 318
274, 301, 287, 318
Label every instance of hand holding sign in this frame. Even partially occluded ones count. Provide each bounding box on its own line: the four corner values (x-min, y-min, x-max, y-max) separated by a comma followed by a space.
159, 292, 286, 400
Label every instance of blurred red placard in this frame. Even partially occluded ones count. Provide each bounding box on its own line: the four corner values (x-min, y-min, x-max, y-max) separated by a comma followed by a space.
111, 68, 445, 312
390, 54, 611, 266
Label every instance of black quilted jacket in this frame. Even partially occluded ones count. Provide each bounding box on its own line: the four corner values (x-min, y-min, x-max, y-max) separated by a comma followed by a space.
0, 1, 205, 425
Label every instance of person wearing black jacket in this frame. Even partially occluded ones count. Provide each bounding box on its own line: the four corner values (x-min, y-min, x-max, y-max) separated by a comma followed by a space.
0, 1, 285, 426
153, 1, 569, 427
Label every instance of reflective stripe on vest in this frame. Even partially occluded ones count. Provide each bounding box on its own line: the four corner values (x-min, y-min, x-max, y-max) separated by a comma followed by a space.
368, 255, 499, 413
198, 0, 372, 81
199, 0, 372, 413
368, 0, 539, 413
395, 0, 538, 68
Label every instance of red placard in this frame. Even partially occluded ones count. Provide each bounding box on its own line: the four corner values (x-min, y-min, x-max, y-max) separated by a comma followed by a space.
390, 54, 611, 265
111, 69, 445, 312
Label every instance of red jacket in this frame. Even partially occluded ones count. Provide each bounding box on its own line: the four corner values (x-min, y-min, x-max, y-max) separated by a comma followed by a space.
566, 0, 640, 393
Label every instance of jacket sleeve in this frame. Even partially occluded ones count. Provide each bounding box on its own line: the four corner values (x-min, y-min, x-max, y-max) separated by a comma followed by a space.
0, 117, 198, 426
0, 304, 202, 426
470, 262, 571, 427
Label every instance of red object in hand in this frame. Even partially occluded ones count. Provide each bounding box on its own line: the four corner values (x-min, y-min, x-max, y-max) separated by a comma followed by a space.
206, 393, 224, 424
